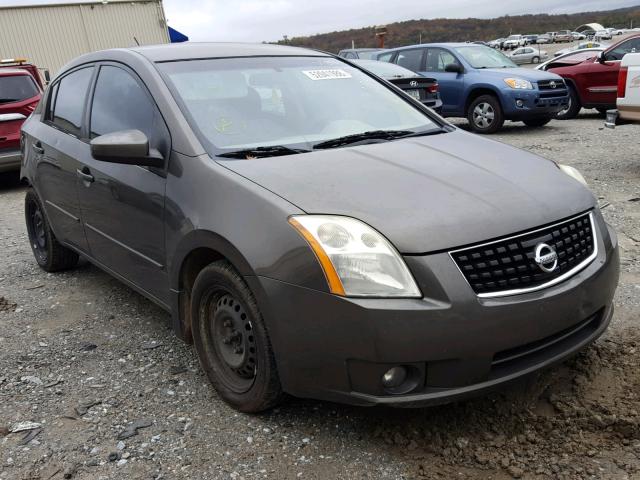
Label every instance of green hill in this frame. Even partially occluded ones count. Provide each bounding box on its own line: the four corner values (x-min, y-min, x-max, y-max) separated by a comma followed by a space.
278, 6, 640, 53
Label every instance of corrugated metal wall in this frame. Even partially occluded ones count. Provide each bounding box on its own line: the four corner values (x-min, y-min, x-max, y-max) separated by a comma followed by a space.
0, 0, 170, 74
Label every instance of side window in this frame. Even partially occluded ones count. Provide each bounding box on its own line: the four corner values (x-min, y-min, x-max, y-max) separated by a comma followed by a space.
49, 67, 93, 137
514, 49, 523, 55
607, 39, 640, 61
90, 66, 156, 141
425, 48, 460, 72
395, 49, 424, 72
376, 52, 394, 63
343, 52, 356, 59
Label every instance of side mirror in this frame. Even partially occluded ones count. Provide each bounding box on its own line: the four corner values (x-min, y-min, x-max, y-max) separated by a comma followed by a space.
43, 69, 51, 84
445, 63, 463, 74
90, 129, 164, 168
597, 51, 606, 64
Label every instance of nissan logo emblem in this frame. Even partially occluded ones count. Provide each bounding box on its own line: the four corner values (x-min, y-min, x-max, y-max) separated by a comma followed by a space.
534, 243, 558, 273
409, 80, 418, 87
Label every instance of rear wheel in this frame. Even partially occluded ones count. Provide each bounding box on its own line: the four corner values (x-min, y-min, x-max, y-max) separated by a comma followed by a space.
556, 85, 581, 120
467, 95, 504, 134
532, 56, 540, 64
596, 107, 609, 116
523, 117, 552, 127
25, 189, 79, 272
191, 261, 283, 413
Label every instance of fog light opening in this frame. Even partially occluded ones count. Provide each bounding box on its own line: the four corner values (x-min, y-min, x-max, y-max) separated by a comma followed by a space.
516, 99, 524, 108
382, 366, 407, 389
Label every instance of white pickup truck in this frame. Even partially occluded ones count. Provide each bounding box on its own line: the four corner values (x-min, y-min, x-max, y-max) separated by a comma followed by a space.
605, 53, 640, 128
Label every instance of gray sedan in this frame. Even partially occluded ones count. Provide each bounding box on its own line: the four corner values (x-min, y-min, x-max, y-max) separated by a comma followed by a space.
20, 43, 619, 412
509, 47, 549, 64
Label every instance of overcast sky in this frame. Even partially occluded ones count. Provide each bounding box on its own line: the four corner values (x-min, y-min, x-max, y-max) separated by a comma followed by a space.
0, 0, 638, 42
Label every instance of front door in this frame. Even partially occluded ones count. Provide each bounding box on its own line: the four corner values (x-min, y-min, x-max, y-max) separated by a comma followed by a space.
76, 63, 171, 303
422, 48, 465, 115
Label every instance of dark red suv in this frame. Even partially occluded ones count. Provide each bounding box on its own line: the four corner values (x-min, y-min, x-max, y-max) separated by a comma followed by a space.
0, 60, 44, 172
549, 34, 640, 119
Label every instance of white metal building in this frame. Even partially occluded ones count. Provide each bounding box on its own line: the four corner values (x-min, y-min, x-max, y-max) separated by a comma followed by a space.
0, 0, 170, 74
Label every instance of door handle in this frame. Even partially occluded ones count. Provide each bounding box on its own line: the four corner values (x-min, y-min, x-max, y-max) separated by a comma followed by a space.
32, 142, 44, 154
76, 168, 94, 183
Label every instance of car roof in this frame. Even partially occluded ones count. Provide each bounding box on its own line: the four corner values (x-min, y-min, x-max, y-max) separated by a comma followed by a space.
382, 42, 476, 52
0, 68, 32, 76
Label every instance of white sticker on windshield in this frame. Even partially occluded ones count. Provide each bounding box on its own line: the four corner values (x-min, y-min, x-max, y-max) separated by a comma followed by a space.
302, 69, 352, 80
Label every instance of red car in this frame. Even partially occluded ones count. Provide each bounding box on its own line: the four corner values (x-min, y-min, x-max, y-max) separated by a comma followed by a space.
549, 34, 640, 119
0, 60, 44, 172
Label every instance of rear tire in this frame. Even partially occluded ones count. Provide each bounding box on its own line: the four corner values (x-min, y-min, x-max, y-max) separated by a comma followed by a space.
25, 189, 79, 272
556, 85, 581, 120
532, 56, 540, 64
467, 95, 504, 134
523, 117, 553, 127
191, 261, 283, 413
596, 107, 608, 116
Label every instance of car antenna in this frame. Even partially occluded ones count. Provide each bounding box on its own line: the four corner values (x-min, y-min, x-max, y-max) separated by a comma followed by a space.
133, 36, 140, 46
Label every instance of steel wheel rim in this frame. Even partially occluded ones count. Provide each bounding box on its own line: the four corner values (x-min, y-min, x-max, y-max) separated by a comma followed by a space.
27, 199, 47, 261
205, 292, 256, 393
473, 102, 495, 129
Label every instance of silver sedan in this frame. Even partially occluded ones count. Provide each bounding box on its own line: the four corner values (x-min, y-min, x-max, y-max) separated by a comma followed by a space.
509, 47, 549, 64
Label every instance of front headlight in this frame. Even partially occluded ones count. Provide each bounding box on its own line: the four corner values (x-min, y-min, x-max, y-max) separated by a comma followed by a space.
557, 163, 588, 186
504, 78, 533, 89
289, 215, 421, 298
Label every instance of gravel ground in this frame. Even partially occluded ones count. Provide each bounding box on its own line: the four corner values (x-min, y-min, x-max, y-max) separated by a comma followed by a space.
0, 112, 638, 480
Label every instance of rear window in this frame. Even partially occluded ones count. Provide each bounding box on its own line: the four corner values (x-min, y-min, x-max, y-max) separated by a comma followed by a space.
0, 74, 39, 104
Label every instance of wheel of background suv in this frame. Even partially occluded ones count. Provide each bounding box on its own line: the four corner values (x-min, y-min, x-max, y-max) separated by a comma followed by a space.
556, 85, 581, 120
596, 107, 608, 116
191, 260, 283, 413
532, 56, 540, 64
25, 189, 79, 272
523, 117, 552, 127
467, 95, 504, 134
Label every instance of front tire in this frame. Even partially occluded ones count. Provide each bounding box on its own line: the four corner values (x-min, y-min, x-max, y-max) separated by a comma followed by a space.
25, 189, 79, 272
191, 261, 283, 413
467, 95, 504, 134
532, 56, 540, 64
556, 85, 581, 120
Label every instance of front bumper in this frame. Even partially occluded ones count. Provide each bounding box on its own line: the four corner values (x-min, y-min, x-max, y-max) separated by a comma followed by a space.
247, 213, 619, 407
502, 88, 569, 120
0, 149, 21, 173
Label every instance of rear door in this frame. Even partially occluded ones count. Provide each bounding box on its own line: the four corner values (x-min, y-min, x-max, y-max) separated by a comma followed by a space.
423, 48, 464, 115
29, 66, 95, 252
76, 63, 170, 303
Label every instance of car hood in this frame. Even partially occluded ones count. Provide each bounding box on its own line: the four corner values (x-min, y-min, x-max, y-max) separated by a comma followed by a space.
478, 67, 564, 82
219, 130, 595, 254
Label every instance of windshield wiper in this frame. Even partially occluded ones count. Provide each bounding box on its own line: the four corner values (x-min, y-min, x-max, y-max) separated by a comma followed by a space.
313, 130, 414, 150
217, 145, 310, 159
0, 98, 18, 103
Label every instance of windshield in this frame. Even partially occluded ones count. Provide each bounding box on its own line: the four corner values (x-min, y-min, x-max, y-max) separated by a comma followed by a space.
0, 74, 39, 103
357, 50, 382, 60
355, 60, 414, 78
159, 56, 438, 155
453, 46, 517, 69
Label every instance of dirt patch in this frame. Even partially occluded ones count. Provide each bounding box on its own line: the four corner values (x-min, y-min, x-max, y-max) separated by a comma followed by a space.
0, 296, 17, 312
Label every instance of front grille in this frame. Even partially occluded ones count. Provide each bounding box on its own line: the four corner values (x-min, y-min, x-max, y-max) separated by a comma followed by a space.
537, 79, 566, 90
450, 212, 596, 297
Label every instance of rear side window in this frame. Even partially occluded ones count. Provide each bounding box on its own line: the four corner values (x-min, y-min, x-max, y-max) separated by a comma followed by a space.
50, 67, 93, 137
607, 38, 640, 61
90, 65, 155, 140
395, 49, 424, 72
0, 75, 39, 104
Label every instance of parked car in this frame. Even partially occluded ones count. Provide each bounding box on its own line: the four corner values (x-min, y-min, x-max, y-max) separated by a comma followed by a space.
0, 62, 43, 172
20, 43, 619, 412
338, 48, 386, 60
353, 59, 442, 112
509, 47, 548, 65
536, 48, 606, 72
523, 35, 538, 45
595, 30, 613, 41
548, 34, 640, 119
537, 34, 553, 44
572, 32, 587, 41
376, 43, 569, 133
503, 35, 526, 50
488, 38, 505, 49
555, 30, 573, 43
554, 41, 608, 57
605, 52, 640, 127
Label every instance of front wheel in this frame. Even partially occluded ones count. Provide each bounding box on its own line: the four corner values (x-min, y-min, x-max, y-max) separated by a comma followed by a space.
191, 261, 283, 413
556, 86, 581, 120
523, 117, 552, 127
25, 189, 79, 272
532, 56, 540, 64
467, 95, 504, 134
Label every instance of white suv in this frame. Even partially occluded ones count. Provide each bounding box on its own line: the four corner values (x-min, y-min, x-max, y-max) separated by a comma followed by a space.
503, 35, 526, 50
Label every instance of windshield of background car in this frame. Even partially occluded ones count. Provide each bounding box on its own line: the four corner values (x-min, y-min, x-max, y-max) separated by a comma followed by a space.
357, 60, 414, 78
158, 56, 437, 154
0, 74, 39, 103
454, 46, 518, 68
357, 51, 382, 60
